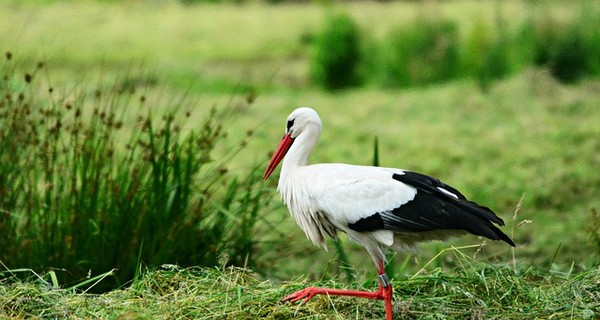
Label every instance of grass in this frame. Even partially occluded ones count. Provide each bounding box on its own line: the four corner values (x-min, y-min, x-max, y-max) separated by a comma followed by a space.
3, 1, 595, 91
2, 261, 599, 319
0, 51, 268, 291
1, 0, 600, 318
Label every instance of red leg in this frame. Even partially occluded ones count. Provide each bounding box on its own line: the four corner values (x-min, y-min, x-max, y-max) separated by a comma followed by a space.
282, 260, 393, 319
377, 260, 394, 320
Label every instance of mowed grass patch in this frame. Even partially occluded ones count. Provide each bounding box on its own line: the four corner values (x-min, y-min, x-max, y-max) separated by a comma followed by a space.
1, 264, 599, 319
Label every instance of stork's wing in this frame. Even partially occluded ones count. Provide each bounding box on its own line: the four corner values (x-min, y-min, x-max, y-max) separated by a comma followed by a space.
346, 171, 515, 246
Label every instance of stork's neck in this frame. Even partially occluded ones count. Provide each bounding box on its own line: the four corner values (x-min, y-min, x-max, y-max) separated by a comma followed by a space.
280, 124, 320, 181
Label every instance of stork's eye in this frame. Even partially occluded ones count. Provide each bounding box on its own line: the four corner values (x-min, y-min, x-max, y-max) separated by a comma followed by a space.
286, 119, 295, 132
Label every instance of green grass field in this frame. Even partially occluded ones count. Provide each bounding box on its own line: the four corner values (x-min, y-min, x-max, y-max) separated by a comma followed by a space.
1, 0, 599, 318
2, 265, 599, 319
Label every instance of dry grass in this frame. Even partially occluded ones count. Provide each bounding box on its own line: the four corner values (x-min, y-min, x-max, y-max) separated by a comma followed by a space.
1, 263, 598, 319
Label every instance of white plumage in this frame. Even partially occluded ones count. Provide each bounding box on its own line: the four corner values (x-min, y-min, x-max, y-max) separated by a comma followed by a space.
280, 163, 418, 256
263, 107, 514, 320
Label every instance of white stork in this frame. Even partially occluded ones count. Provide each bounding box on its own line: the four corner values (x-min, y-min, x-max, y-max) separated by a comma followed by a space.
263, 107, 515, 320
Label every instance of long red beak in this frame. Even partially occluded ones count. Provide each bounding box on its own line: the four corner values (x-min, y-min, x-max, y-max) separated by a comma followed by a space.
263, 134, 294, 180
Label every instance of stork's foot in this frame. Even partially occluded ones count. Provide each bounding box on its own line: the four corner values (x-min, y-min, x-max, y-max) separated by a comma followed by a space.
281, 286, 320, 304
281, 284, 393, 319
282, 261, 393, 319
282, 285, 390, 302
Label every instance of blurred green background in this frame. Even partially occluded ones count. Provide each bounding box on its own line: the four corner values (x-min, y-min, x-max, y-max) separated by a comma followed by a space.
1, 0, 599, 291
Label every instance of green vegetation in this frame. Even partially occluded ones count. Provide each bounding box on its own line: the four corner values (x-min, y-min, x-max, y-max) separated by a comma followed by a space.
334, 1, 600, 89
2, 263, 599, 319
547, 7, 600, 82
379, 17, 460, 87
0, 53, 266, 291
310, 14, 361, 90
1, 0, 599, 318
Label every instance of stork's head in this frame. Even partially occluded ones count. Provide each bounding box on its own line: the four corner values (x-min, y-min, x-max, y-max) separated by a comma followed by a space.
263, 107, 322, 180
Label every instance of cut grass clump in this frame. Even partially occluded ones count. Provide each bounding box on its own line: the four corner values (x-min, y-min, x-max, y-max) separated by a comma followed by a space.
0, 52, 269, 291
2, 264, 599, 319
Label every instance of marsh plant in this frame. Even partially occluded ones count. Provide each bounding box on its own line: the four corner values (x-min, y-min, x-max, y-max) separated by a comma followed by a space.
0, 52, 268, 291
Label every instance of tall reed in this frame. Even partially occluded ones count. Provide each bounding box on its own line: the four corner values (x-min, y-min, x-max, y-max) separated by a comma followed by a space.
0, 52, 268, 291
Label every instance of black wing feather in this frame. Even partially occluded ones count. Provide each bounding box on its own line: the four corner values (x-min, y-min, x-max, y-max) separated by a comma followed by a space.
348, 171, 515, 247
394, 172, 504, 225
